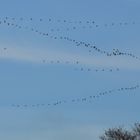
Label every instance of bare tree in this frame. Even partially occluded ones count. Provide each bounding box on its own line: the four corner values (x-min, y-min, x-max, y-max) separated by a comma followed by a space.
132, 123, 140, 140
100, 123, 140, 140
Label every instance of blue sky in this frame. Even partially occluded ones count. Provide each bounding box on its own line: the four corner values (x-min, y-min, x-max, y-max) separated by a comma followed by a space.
0, 0, 140, 139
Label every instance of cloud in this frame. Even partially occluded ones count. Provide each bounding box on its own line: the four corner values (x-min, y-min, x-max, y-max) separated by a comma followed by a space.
0, 45, 140, 70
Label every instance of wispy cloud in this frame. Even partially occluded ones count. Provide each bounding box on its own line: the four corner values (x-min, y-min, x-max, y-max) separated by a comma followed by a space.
0, 45, 140, 70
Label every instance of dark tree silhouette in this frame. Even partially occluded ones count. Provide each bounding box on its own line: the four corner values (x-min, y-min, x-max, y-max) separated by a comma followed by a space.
132, 123, 140, 139
100, 123, 140, 140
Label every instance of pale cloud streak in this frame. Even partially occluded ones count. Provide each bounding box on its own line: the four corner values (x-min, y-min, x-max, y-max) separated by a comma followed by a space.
0, 45, 140, 70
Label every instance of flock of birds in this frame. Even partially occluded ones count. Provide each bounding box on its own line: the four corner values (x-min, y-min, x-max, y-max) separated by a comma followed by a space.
2, 17, 138, 31
0, 17, 139, 109
0, 17, 139, 60
11, 84, 139, 109
0, 46, 119, 73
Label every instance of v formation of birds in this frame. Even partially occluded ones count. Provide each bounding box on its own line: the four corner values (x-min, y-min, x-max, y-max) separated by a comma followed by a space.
0, 16, 139, 109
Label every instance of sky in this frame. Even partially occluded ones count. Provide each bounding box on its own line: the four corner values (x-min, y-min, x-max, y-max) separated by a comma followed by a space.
0, 0, 140, 139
